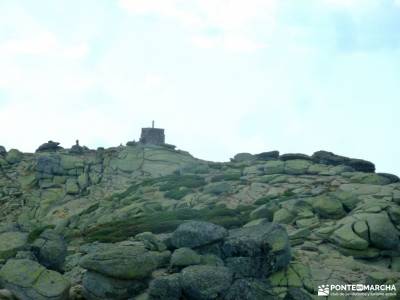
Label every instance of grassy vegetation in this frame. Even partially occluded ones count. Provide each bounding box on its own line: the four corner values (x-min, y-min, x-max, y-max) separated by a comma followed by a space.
27, 224, 56, 243
158, 174, 206, 191
210, 173, 242, 182
164, 188, 190, 200
83, 206, 252, 243
109, 174, 207, 202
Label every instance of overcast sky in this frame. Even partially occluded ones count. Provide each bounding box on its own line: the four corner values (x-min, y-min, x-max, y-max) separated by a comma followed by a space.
0, 0, 399, 174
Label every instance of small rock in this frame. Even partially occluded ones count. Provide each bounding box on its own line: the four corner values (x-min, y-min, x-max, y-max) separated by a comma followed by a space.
170, 248, 201, 268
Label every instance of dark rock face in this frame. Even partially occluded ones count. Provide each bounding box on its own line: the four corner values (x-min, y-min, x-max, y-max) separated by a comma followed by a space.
280, 153, 313, 161
377, 173, 400, 183
148, 273, 182, 300
312, 150, 375, 172
170, 221, 228, 249
36, 141, 63, 153
31, 229, 67, 271
254, 151, 279, 161
311, 150, 348, 165
346, 159, 375, 173
222, 223, 291, 278
35, 155, 63, 175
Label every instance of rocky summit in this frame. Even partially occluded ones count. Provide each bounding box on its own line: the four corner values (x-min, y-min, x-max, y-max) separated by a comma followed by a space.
0, 141, 399, 300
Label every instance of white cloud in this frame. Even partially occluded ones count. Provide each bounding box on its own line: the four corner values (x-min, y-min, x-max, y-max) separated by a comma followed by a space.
192, 34, 265, 52
119, 0, 277, 52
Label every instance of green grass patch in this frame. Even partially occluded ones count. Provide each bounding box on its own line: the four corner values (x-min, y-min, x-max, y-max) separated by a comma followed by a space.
164, 188, 190, 200
83, 206, 252, 243
27, 224, 56, 243
158, 174, 206, 191
210, 173, 241, 182
109, 174, 206, 202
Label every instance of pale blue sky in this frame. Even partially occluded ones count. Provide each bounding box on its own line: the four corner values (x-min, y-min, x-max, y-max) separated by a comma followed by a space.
0, 0, 399, 175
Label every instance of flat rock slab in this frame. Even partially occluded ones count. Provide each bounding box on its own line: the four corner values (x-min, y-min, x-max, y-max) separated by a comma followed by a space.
80, 243, 170, 280
0, 232, 28, 259
0, 259, 70, 300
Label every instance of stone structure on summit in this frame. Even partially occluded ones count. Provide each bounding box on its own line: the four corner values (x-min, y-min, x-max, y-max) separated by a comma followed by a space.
139, 120, 165, 145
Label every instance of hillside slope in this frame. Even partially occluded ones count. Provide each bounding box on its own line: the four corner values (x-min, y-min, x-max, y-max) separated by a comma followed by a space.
0, 143, 399, 299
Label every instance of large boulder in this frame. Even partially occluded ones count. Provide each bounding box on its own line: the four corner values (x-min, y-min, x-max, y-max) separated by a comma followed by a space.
180, 265, 233, 300
82, 271, 146, 300
5, 149, 23, 164
254, 151, 279, 161
31, 229, 67, 271
80, 243, 170, 279
264, 160, 285, 174
312, 196, 345, 219
0, 259, 70, 300
311, 150, 348, 166
170, 221, 228, 249
36, 155, 63, 176
311, 150, 375, 172
36, 141, 63, 153
331, 224, 369, 250
346, 158, 375, 173
363, 213, 400, 250
0, 231, 28, 259
284, 160, 311, 175
148, 273, 182, 300
222, 223, 291, 278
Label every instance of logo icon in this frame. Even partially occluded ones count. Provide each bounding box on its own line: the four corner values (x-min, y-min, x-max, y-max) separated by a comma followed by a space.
318, 285, 330, 296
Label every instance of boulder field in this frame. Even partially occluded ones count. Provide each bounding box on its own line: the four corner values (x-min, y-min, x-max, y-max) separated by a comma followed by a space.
0, 143, 399, 299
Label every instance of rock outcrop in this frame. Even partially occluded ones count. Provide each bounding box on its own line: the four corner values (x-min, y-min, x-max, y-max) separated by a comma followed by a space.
0, 142, 399, 299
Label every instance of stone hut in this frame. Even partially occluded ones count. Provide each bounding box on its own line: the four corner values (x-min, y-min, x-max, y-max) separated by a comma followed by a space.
139, 121, 165, 145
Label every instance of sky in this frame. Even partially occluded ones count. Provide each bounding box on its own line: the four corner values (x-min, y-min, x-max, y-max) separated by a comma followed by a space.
0, 0, 399, 175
